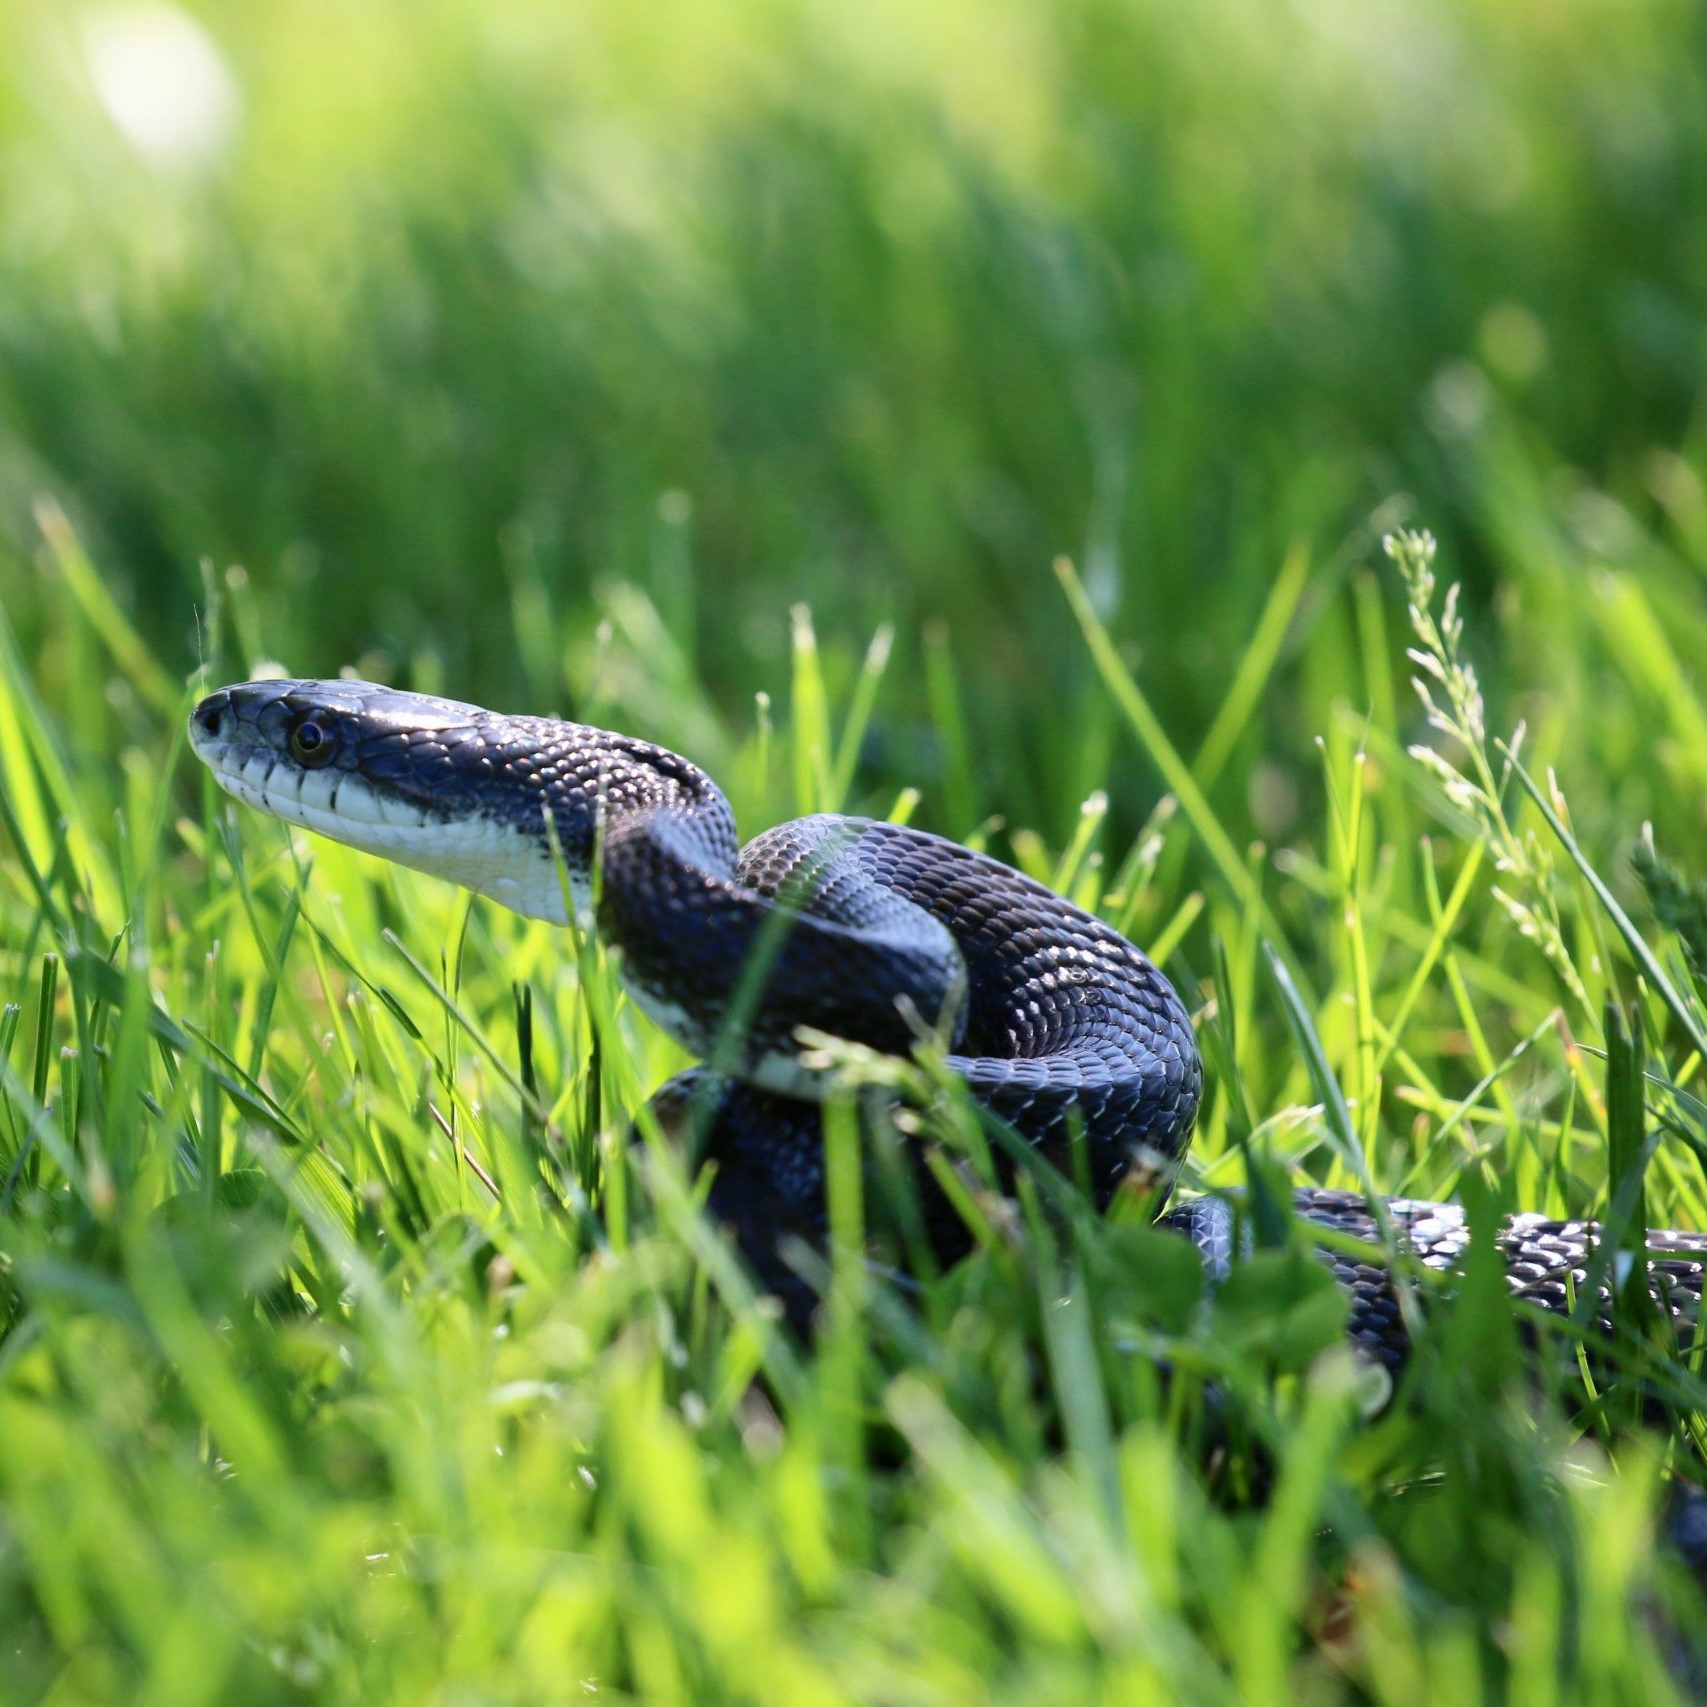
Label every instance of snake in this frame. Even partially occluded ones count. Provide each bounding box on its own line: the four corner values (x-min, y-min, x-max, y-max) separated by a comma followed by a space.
188, 678, 1707, 1367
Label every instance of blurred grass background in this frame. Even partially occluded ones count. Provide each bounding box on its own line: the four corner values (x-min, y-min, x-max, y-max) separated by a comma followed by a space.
3, 0, 1706, 838
7, 1, 1707, 1700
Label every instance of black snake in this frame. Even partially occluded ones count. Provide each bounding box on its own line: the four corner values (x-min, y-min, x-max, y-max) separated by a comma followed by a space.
188, 678, 1707, 1367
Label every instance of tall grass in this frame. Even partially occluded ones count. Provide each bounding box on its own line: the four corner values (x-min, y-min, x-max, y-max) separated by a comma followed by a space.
6, 0, 1707, 1696
4, 505, 1707, 1700
3, 0, 1707, 840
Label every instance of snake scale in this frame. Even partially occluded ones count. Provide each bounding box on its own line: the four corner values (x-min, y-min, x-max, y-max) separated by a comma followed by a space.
189, 679, 1707, 1367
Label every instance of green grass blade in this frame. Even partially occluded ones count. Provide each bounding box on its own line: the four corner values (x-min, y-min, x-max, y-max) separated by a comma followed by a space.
1057, 555, 1297, 975
1504, 746, 1707, 1064
1192, 541, 1311, 790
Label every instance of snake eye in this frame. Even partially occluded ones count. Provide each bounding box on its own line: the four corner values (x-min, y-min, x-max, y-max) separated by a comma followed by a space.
288, 716, 335, 769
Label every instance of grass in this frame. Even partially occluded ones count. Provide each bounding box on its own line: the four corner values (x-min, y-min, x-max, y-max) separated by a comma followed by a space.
5, 0, 1707, 837
5, 1, 1707, 1696
4, 512, 1707, 1703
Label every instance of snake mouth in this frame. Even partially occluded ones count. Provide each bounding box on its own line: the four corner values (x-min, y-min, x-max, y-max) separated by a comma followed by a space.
195, 741, 441, 843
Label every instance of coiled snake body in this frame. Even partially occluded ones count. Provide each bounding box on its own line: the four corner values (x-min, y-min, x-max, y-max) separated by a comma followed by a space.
190, 680, 1707, 1362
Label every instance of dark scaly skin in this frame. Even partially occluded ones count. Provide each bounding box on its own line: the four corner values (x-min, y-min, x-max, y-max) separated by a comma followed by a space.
188, 680, 1707, 1363
1161, 1190, 1707, 1372
726, 815, 1202, 1193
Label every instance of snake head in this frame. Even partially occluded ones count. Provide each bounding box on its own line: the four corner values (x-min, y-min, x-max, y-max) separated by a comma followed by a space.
189, 677, 618, 924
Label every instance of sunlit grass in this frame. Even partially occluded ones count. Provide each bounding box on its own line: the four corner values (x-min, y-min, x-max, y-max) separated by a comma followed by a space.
3, 509, 1707, 1701
4, 0, 1707, 841
3, 3, 1707, 1690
